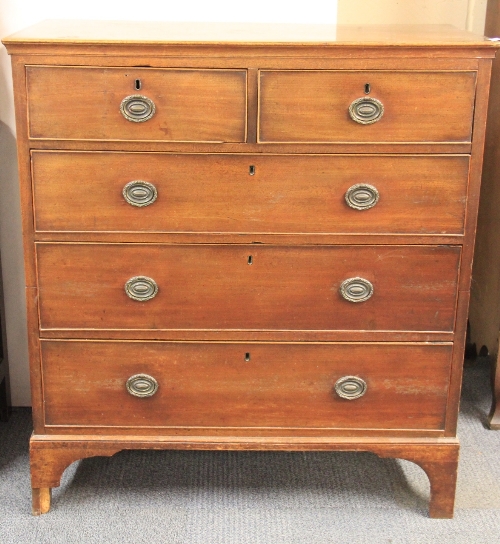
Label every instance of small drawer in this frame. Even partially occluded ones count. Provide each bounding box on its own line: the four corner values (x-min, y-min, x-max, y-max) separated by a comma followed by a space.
36, 243, 460, 333
41, 340, 452, 431
26, 66, 247, 142
259, 70, 476, 143
32, 152, 469, 235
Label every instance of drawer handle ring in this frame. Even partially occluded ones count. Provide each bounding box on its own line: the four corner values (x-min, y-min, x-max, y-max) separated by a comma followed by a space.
125, 276, 158, 302
345, 183, 379, 210
123, 180, 158, 207
349, 97, 384, 125
340, 277, 373, 303
120, 94, 156, 123
335, 376, 367, 400
126, 374, 159, 398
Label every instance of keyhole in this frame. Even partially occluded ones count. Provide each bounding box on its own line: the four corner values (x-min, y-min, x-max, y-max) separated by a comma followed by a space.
364, 83, 371, 94
245, 353, 251, 362
248, 255, 253, 265
135, 79, 142, 90
249, 165, 255, 176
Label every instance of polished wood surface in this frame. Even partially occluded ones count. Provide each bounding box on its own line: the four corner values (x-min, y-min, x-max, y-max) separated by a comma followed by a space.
41, 341, 452, 430
4, 23, 497, 67
259, 71, 476, 143
32, 152, 470, 235
28, 436, 459, 517
27, 67, 247, 142
3, 21, 497, 517
2, 20, 494, 46
36, 244, 460, 333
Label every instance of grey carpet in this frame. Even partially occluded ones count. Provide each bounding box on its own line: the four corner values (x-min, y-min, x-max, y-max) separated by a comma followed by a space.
1, 358, 500, 543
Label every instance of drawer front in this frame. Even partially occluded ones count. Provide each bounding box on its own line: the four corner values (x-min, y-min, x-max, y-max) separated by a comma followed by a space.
259, 71, 476, 143
32, 152, 469, 235
26, 66, 247, 142
37, 244, 460, 332
41, 341, 452, 430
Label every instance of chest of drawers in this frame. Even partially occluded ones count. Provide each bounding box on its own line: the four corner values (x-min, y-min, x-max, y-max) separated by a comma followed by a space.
3, 21, 498, 517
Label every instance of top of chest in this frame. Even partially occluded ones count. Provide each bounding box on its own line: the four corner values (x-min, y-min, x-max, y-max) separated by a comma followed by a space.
3, 20, 498, 58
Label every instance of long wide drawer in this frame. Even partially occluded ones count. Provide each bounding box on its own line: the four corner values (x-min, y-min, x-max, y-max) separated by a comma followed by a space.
36, 244, 460, 332
26, 66, 247, 142
32, 152, 469, 235
259, 70, 476, 143
41, 340, 452, 430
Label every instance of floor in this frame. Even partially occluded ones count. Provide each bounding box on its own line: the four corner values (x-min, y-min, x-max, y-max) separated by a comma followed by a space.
1, 357, 499, 543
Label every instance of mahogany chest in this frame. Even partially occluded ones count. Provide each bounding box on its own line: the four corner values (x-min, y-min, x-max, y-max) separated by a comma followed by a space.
3, 21, 498, 517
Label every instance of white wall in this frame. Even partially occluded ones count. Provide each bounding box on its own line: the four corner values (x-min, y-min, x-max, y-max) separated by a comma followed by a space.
338, 0, 487, 34
0, 2, 338, 406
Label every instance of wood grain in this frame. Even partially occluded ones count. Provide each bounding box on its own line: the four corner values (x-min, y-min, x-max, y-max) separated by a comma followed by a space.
4, 53, 485, 71
27, 67, 247, 142
3, 22, 498, 62
31, 488, 51, 516
38, 329, 454, 343
3, 21, 494, 46
10, 58, 46, 434
41, 341, 452, 430
259, 70, 476, 143
27, 139, 474, 155
32, 152, 469, 235
33, 232, 465, 248
28, 434, 459, 517
36, 243, 461, 333
445, 58, 494, 436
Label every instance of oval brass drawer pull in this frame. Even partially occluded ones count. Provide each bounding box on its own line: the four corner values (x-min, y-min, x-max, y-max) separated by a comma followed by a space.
340, 277, 374, 303
334, 376, 367, 400
126, 374, 158, 398
125, 276, 158, 301
123, 180, 158, 207
345, 183, 379, 210
349, 97, 384, 125
120, 94, 156, 123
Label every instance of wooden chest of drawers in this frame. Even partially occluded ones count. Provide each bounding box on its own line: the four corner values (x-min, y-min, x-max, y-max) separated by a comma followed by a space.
3, 21, 498, 517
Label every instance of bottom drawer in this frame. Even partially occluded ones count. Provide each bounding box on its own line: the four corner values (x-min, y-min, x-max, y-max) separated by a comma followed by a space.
41, 341, 452, 431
